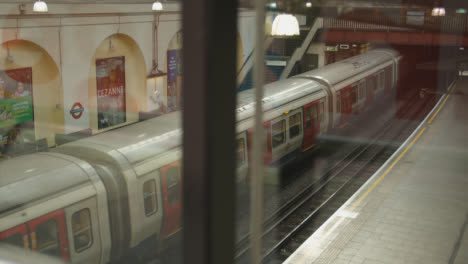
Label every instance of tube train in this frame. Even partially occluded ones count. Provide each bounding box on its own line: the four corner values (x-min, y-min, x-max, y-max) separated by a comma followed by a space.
0, 49, 400, 263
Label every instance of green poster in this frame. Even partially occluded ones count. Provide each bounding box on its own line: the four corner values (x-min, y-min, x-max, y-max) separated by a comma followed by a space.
0, 96, 34, 128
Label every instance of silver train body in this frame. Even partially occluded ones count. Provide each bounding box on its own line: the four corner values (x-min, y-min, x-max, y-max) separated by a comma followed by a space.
0, 49, 401, 263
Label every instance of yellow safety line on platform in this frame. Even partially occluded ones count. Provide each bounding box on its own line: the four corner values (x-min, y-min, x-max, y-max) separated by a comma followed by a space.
292, 81, 457, 264
428, 83, 456, 124
350, 127, 426, 211
294, 128, 427, 264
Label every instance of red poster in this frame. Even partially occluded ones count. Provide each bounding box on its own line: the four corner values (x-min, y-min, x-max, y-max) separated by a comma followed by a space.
96, 57, 126, 129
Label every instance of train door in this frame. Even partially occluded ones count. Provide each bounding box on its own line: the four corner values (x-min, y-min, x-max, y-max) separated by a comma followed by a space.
366, 75, 375, 105
247, 122, 272, 165
286, 109, 303, 152
270, 116, 288, 163
160, 162, 182, 239
319, 100, 326, 133
340, 86, 352, 124
65, 198, 102, 264
377, 71, 385, 96
336, 91, 341, 126
0, 224, 29, 250
385, 66, 393, 94
351, 84, 358, 114
358, 80, 366, 111
302, 101, 320, 151
29, 209, 70, 261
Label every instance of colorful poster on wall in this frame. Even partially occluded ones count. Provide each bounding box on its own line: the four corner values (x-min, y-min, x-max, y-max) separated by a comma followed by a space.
96, 56, 126, 130
0, 68, 33, 146
167, 50, 180, 110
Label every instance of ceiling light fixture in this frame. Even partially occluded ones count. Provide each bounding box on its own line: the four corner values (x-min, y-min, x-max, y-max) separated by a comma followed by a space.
267, 2, 277, 9
33, 0, 48, 13
152, 1, 163, 11
271, 14, 300, 36
306, 2, 312, 8
431, 7, 446, 16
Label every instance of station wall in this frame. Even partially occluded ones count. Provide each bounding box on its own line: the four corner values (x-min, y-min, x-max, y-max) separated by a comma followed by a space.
0, 4, 257, 147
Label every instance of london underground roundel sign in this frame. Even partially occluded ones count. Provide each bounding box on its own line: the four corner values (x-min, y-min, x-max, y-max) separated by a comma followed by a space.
70, 102, 84, 119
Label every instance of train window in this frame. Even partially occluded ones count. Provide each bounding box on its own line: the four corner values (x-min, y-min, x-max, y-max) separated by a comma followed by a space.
36, 219, 61, 258
237, 138, 246, 165
272, 120, 286, 148
167, 167, 180, 206
2, 233, 24, 249
143, 180, 158, 216
72, 209, 93, 252
320, 102, 324, 122
352, 86, 358, 104
312, 104, 319, 127
305, 107, 312, 130
289, 113, 302, 139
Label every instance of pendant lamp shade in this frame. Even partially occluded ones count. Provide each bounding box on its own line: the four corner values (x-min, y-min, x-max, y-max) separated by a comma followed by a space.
33, 0, 48, 13
431, 7, 445, 16
152, 1, 163, 11
271, 14, 300, 36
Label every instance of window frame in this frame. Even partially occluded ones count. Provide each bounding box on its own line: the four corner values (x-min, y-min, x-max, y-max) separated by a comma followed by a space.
143, 179, 159, 217
71, 208, 94, 253
166, 166, 181, 206
272, 119, 286, 148
288, 112, 302, 139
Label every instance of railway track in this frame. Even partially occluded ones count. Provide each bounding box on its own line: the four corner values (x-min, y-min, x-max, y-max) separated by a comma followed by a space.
234, 87, 436, 264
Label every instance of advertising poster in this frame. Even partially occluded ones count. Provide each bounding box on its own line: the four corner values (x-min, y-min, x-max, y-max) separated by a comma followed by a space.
167, 50, 179, 110
0, 68, 33, 147
96, 56, 126, 130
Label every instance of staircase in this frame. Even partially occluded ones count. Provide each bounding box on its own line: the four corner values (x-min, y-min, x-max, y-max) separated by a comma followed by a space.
237, 17, 323, 91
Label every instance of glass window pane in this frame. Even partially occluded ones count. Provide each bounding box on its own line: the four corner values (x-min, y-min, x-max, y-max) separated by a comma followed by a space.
167, 167, 180, 206
143, 180, 158, 216
289, 113, 302, 139
306, 108, 312, 130
2, 233, 24, 248
72, 209, 93, 252
36, 220, 60, 257
272, 120, 286, 148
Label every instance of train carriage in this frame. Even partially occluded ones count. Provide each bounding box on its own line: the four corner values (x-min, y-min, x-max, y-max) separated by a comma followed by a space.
56, 111, 183, 261
0, 48, 402, 263
294, 49, 401, 128
0, 153, 111, 264
236, 77, 329, 167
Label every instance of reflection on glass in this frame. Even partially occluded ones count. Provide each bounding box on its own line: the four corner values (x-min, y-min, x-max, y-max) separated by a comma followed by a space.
0, 2, 184, 263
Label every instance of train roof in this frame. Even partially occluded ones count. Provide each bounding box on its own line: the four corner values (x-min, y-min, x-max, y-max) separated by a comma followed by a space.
58, 111, 182, 166
236, 77, 326, 121
293, 49, 400, 87
0, 153, 93, 214
59, 77, 325, 166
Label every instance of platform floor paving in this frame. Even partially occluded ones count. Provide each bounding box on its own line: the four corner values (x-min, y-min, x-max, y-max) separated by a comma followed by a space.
284, 79, 468, 264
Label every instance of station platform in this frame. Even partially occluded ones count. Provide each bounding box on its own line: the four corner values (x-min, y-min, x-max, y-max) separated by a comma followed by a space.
284, 79, 468, 264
